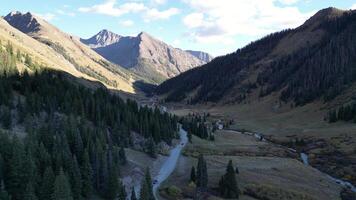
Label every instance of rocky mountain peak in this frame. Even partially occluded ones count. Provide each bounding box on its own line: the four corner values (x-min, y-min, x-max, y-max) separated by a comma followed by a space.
81, 29, 122, 48
4, 11, 40, 33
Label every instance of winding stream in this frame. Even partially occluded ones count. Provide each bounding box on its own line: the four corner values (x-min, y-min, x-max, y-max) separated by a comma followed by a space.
252, 132, 356, 192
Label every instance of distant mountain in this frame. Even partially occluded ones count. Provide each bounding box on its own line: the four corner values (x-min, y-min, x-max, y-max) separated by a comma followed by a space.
186, 50, 214, 63
4, 11, 137, 93
157, 7, 356, 107
82, 30, 209, 83
82, 29, 121, 48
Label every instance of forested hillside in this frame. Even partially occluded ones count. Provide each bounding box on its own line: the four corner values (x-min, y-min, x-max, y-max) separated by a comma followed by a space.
156, 8, 356, 107
0, 41, 179, 200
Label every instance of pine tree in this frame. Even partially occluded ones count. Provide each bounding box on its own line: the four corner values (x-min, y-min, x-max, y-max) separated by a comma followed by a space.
218, 160, 239, 199
69, 156, 82, 200
53, 169, 73, 200
119, 146, 127, 165
40, 167, 55, 200
23, 182, 38, 200
196, 154, 208, 189
7, 136, 25, 200
0, 180, 10, 200
144, 168, 154, 200
106, 166, 119, 200
81, 150, 93, 198
140, 179, 149, 200
190, 166, 196, 183
118, 180, 127, 200
131, 187, 137, 200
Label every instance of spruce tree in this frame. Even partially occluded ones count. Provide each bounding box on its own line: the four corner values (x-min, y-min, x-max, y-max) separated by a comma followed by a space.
7, 136, 25, 200
81, 150, 93, 198
144, 168, 154, 200
119, 146, 127, 165
218, 160, 239, 199
190, 166, 196, 183
106, 166, 119, 200
118, 180, 127, 200
23, 182, 38, 200
131, 187, 137, 200
0, 180, 10, 200
196, 154, 208, 189
40, 167, 55, 200
139, 180, 149, 200
69, 156, 82, 200
53, 169, 73, 200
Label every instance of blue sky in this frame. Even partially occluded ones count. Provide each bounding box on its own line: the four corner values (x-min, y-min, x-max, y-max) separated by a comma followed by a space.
1, 0, 356, 56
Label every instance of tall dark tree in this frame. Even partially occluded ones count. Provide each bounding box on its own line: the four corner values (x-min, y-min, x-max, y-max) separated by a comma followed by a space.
196, 154, 208, 189
190, 166, 196, 183
23, 182, 38, 200
119, 146, 127, 165
218, 160, 239, 199
131, 187, 137, 200
53, 169, 73, 200
118, 180, 127, 200
39, 167, 55, 200
81, 150, 93, 198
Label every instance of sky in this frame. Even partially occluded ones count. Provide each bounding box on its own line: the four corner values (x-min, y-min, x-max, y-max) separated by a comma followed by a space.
1, 0, 356, 56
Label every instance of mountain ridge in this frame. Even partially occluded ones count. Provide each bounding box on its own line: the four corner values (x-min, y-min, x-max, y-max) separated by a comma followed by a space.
81, 29, 211, 83
4, 11, 137, 93
156, 7, 356, 107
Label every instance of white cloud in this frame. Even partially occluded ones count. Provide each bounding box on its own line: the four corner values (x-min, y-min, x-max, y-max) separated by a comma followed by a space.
34, 13, 56, 21
120, 19, 134, 26
183, 13, 204, 28
79, 0, 179, 21
152, 0, 166, 5
56, 9, 75, 17
278, 0, 300, 5
182, 0, 314, 44
145, 7, 180, 21
78, 0, 146, 17
351, 4, 356, 10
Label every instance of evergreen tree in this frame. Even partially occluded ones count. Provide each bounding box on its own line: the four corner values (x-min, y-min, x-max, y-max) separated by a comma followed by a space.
81, 150, 93, 198
119, 146, 127, 165
139, 179, 149, 200
69, 156, 82, 200
23, 182, 38, 200
7, 136, 25, 200
218, 160, 239, 199
190, 166, 196, 183
144, 168, 154, 200
118, 180, 127, 200
196, 154, 208, 189
40, 167, 55, 200
0, 180, 10, 200
106, 166, 119, 200
131, 187, 137, 200
53, 169, 73, 200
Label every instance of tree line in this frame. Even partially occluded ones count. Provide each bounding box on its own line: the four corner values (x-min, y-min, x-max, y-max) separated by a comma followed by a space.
0, 40, 183, 199
327, 101, 356, 123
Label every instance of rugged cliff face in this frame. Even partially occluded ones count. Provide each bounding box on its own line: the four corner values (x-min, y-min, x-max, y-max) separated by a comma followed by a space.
82, 30, 210, 83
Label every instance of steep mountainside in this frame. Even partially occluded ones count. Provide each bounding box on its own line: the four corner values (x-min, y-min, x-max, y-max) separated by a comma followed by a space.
157, 8, 356, 107
82, 30, 208, 83
4, 11, 137, 93
186, 50, 214, 63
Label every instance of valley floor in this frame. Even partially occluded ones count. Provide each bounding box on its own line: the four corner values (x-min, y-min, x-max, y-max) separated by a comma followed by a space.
160, 130, 342, 200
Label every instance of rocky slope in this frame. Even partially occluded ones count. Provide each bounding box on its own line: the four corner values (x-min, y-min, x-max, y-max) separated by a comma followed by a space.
185, 50, 213, 63
4, 11, 137, 93
82, 30, 209, 83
